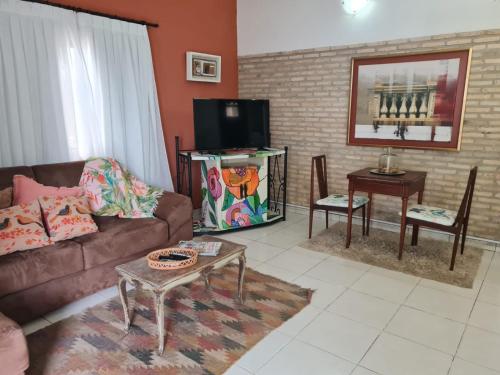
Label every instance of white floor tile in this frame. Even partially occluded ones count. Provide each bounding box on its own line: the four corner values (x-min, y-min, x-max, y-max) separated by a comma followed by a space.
327, 254, 372, 272
22, 317, 52, 335
351, 271, 417, 304
360, 333, 453, 375
253, 263, 302, 283
449, 357, 500, 375
237, 330, 292, 373
457, 326, 500, 372
266, 247, 325, 274
237, 221, 290, 240
297, 311, 379, 363
385, 306, 465, 354
405, 285, 474, 323
215, 232, 254, 245
304, 259, 367, 287
469, 301, 500, 335
258, 228, 308, 249
43, 291, 109, 323
256, 339, 355, 375
277, 305, 322, 337
418, 278, 480, 300
351, 367, 379, 375
224, 365, 253, 375
244, 241, 287, 262
479, 282, 500, 306
294, 275, 346, 309
327, 290, 399, 329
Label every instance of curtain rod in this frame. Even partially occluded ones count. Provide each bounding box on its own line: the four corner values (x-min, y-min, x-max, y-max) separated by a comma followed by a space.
20, 0, 159, 28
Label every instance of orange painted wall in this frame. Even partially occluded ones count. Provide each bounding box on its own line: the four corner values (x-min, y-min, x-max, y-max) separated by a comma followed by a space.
52, 0, 239, 204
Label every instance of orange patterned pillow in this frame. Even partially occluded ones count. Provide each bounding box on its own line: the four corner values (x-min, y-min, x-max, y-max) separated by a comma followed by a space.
39, 196, 98, 242
0, 200, 52, 256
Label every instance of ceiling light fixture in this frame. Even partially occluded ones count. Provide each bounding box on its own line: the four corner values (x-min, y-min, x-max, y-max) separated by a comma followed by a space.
341, 0, 369, 15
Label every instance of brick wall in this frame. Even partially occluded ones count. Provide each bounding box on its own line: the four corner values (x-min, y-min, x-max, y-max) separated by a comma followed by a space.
239, 29, 500, 241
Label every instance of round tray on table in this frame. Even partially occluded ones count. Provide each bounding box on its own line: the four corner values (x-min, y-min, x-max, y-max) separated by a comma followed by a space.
147, 248, 198, 270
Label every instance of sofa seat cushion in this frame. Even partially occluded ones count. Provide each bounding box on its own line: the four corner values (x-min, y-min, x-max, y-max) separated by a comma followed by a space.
74, 217, 169, 269
0, 241, 84, 298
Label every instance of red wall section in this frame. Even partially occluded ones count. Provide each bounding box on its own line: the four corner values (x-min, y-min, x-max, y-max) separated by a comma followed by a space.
52, 0, 238, 203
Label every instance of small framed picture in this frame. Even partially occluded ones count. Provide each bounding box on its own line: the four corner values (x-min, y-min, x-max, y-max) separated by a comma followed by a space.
186, 52, 221, 83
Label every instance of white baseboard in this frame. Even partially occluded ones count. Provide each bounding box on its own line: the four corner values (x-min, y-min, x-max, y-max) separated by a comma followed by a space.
284, 203, 499, 252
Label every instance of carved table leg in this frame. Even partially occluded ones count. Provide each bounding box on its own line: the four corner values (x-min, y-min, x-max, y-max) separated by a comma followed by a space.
153, 290, 167, 355
118, 277, 132, 331
238, 254, 246, 304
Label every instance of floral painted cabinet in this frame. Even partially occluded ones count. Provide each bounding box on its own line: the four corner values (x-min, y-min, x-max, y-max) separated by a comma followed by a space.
201, 158, 268, 230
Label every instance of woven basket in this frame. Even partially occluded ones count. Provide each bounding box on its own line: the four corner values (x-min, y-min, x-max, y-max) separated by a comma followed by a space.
147, 248, 198, 270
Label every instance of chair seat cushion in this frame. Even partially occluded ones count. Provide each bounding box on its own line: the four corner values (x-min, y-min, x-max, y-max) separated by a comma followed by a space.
403, 204, 457, 226
0, 241, 84, 298
316, 194, 369, 209
73, 217, 169, 269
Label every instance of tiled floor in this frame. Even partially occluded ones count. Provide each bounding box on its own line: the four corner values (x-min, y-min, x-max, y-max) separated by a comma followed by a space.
23, 211, 500, 374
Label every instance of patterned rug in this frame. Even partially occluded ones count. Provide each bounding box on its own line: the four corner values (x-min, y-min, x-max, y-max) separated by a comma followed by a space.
300, 222, 483, 288
27, 265, 311, 375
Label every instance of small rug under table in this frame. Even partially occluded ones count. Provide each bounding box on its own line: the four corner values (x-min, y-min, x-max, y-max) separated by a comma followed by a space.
300, 222, 483, 288
27, 265, 311, 375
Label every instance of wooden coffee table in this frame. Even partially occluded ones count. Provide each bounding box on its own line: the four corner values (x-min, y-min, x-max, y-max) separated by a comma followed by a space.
115, 235, 246, 354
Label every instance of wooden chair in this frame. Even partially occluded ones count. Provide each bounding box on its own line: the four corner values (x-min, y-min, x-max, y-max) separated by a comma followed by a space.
401, 166, 478, 271
309, 155, 369, 239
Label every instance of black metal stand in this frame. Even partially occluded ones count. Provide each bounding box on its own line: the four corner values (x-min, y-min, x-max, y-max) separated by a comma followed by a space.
175, 136, 288, 233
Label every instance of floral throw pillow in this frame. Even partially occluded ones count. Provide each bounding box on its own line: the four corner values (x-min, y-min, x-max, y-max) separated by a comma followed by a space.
39, 196, 98, 242
0, 200, 52, 256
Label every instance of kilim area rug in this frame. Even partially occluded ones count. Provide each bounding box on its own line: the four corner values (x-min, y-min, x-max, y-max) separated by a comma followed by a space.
300, 222, 483, 288
27, 264, 311, 375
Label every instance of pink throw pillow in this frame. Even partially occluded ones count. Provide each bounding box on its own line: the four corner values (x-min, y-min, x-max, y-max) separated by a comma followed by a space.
13, 175, 82, 206
39, 195, 98, 242
0, 200, 52, 256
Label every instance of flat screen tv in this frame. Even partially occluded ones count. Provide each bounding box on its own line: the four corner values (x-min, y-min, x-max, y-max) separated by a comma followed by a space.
193, 99, 270, 151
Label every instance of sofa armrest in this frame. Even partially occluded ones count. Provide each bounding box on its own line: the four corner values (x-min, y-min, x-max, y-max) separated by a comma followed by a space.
154, 192, 193, 238
0, 312, 29, 375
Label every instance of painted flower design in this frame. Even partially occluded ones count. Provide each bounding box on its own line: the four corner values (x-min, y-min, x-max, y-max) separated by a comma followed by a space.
207, 167, 222, 200
225, 202, 252, 227
222, 166, 259, 199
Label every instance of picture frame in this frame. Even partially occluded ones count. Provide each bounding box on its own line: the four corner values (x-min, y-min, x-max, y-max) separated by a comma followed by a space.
186, 51, 221, 83
347, 49, 471, 150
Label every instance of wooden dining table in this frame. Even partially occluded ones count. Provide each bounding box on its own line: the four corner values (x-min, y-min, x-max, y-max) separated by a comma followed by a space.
346, 168, 427, 259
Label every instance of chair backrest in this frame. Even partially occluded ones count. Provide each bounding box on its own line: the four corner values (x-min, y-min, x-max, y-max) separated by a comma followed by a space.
310, 155, 328, 206
454, 166, 478, 226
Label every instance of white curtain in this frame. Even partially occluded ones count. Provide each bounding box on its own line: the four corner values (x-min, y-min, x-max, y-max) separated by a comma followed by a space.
0, 0, 173, 190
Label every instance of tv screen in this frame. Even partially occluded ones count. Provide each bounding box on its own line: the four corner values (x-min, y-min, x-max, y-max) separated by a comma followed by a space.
193, 99, 270, 150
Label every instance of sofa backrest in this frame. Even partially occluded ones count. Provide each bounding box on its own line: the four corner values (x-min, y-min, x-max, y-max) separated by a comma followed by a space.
0, 161, 85, 190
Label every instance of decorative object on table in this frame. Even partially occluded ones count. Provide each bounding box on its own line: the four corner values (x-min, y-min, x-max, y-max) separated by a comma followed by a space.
178, 240, 222, 256
0, 200, 52, 255
401, 166, 478, 271
186, 51, 221, 83
309, 155, 369, 239
79, 157, 162, 218
38, 195, 98, 242
300, 222, 482, 288
376, 147, 403, 175
147, 248, 198, 270
347, 49, 471, 150
27, 264, 311, 375
345, 168, 427, 260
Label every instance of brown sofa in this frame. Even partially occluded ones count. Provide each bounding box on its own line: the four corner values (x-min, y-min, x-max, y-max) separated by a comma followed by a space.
0, 161, 193, 324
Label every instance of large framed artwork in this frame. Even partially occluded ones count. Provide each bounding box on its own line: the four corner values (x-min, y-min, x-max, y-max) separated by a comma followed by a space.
347, 49, 471, 150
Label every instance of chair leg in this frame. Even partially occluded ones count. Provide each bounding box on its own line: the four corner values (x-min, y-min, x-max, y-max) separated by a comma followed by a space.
325, 210, 329, 229
308, 206, 314, 239
362, 206, 366, 235
411, 224, 419, 246
450, 230, 461, 271
461, 221, 469, 255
